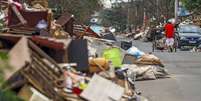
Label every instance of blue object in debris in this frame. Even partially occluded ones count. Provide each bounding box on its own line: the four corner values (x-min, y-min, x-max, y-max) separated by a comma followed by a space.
127, 46, 145, 59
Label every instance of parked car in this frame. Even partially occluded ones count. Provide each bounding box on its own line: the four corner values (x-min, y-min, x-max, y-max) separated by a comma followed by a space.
178, 24, 201, 49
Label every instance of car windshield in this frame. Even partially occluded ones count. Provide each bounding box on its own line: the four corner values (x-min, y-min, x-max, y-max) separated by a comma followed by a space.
179, 25, 201, 34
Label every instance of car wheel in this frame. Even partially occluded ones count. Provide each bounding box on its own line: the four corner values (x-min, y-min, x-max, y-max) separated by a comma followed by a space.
177, 40, 181, 49
180, 46, 184, 51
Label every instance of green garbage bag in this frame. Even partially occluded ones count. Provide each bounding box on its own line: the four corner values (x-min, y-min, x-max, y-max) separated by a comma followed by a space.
103, 48, 122, 68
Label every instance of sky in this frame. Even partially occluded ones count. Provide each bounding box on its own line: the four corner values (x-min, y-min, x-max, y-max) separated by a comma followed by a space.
102, 0, 112, 8
102, 0, 129, 8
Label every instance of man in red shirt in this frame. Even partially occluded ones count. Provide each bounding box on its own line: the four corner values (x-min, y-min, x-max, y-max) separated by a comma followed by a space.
164, 20, 175, 52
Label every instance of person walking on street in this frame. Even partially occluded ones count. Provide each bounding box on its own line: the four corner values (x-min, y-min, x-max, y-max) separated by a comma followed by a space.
164, 20, 175, 52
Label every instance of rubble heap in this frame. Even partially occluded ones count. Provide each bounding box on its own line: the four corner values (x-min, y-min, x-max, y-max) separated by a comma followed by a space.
0, 1, 169, 101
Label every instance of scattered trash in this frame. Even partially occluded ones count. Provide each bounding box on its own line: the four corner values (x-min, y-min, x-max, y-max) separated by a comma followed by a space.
81, 74, 124, 101
0, 1, 170, 101
127, 46, 164, 66
103, 47, 123, 68
122, 64, 168, 80
121, 40, 132, 50
68, 39, 89, 72
18, 85, 51, 101
127, 46, 145, 59
89, 58, 109, 73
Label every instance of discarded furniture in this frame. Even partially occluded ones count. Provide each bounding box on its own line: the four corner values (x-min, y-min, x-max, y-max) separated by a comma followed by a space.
68, 39, 89, 72
0, 34, 71, 63
7, 6, 51, 34
55, 11, 100, 38
3, 37, 64, 100
2, 37, 86, 101
55, 11, 74, 36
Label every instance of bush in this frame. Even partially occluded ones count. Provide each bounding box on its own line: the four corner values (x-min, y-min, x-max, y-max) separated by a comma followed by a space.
0, 52, 23, 101
0, 90, 23, 101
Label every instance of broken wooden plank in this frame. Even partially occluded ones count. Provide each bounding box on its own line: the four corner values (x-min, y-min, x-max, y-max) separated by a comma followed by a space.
31, 51, 59, 79
10, 4, 27, 25
28, 40, 62, 75
55, 12, 73, 27
5, 37, 31, 79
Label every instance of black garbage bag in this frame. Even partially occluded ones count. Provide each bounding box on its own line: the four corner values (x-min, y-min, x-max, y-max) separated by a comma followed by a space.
102, 33, 117, 41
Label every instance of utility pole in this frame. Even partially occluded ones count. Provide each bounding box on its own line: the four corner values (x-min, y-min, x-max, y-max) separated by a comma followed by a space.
156, 0, 159, 23
175, 0, 179, 24
143, 8, 146, 29
127, 0, 131, 32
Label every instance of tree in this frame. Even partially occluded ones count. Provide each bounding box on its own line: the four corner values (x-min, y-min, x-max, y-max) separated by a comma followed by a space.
181, 0, 201, 11
100, 7, 127, 32
48, 0, 103, 24
103, 0, 175, 31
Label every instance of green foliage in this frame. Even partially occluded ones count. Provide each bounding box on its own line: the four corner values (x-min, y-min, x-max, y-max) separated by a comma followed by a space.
0, 52, 9, 60
0, 52, 9, 83
0, 52, 23, 101
0, 90, 24, 101
100, 7, 127, 32
181, 0, 201, 11
49, 0, 103, 23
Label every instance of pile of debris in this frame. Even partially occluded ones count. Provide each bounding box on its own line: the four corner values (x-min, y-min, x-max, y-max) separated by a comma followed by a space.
0, 36, 168, 101
133, 26, 164, 42
123, 46, 167, 80
0, 0, 168, 101
133, 27, 151, 41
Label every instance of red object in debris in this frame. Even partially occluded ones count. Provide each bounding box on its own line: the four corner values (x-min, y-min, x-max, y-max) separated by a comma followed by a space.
7, 0, 23, 26
31, 36, 65, 50
13, 1, 23, 10
72, 87, 82, 96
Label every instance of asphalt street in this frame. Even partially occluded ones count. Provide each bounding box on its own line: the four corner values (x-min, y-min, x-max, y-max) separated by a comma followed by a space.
132, 41, 201, 101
